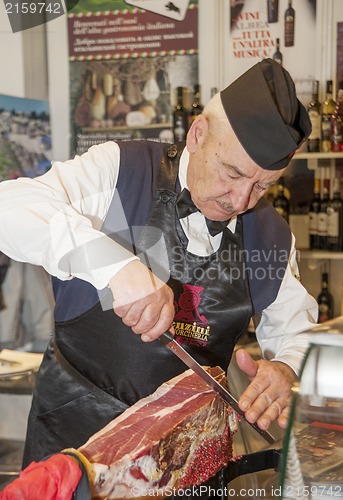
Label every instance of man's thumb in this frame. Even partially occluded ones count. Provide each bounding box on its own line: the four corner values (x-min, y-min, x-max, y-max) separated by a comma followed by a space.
235, 348, 258, 379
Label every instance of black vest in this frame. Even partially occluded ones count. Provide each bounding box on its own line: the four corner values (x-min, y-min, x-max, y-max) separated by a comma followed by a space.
52, 141, 291, 406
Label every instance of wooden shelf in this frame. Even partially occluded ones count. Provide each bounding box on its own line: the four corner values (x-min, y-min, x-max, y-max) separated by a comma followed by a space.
298, 249, 343, 260
82, 123, 172, 133
293, 151, 343, 169
294, 152, 343, 160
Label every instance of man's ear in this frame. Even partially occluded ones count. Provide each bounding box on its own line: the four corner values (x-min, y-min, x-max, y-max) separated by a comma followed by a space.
186, 115, 209, 153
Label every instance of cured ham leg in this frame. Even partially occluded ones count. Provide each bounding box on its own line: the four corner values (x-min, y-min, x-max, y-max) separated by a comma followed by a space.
77, 367, 238, 499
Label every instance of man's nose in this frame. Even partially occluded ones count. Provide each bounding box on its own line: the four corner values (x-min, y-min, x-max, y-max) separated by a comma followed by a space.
231, 183, 253, 213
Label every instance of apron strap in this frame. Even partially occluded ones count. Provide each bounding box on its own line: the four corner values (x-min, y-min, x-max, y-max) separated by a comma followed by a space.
53, 338, 129, 411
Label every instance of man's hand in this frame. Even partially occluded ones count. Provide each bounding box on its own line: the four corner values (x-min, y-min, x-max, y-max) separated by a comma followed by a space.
235, 348, 296, 430
109, 260, 174, 342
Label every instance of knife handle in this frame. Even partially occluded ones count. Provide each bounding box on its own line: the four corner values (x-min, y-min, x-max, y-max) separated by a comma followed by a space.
159, 331, 174, 345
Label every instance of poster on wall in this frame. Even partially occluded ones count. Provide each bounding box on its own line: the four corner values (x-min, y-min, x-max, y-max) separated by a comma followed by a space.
229, 0, 317, 108
0, 94, 51, 181
67, 0, 199, 155
227, 0, 318, 214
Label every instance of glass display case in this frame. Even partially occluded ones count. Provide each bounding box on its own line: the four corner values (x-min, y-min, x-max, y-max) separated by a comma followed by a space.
280, 316, 343, 499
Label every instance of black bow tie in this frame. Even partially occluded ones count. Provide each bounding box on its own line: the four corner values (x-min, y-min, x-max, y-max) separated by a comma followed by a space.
176, 188, 229, 237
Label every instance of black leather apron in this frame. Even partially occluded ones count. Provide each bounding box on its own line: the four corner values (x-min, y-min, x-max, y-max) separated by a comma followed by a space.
21, 141, 291, 499
23, 186, 252, 471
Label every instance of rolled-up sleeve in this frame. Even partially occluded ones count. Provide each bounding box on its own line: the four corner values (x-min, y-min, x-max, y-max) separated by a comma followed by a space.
0, 141, 137, 289
254, 234, 318, 376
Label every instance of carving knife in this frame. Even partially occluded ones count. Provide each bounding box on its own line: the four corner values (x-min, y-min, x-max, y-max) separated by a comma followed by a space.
160, 330, 275, 445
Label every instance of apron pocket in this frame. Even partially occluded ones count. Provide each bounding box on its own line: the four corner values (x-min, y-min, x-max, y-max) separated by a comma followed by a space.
34, 392, 124, 458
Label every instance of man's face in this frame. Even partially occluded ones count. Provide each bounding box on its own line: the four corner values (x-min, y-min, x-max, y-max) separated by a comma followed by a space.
186, 118, 286, 222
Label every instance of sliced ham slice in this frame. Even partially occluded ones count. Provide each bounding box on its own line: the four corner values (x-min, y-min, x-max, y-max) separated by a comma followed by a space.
78, 367, 238, 499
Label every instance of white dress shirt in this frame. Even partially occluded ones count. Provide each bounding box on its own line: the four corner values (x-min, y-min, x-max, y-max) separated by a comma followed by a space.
0, 141, 318, 374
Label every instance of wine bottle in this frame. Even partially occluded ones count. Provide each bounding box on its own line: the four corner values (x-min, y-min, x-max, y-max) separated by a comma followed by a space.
173, 87, 188, 143
321, 80, 336, 152
307, 80, 322, 153
317, 272, 334, 323
284, 0, 295, 47
267, 0, 279, 23
308, 177, 321, 250
327, 177, 343, 251
187, 84, 204, 129
330, 81, 343, 152
273, 177, 289, 222
0, 264, 7, 311
273, 38, 283, 65
318, 178, 330, 250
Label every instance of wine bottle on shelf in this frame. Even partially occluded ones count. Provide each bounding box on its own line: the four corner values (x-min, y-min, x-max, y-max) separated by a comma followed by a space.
187, 84, 204, 129
321, 80, 336, 152
284, 0, 295, 47
267, 0, 279, 23
0, 273, 6, 312
317, 272, 334, 323
330, 81, 343, 152
273, 177, 289, 222
273, 38, 283, 65
308, 177, 321, 250
307, 80, 322, 153
327, 177, 343, 252
173, 87, 188, 143
318, 178, 330, 250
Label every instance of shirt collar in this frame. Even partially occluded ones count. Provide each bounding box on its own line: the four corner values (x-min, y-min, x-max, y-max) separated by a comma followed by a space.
178, 147, 237, 234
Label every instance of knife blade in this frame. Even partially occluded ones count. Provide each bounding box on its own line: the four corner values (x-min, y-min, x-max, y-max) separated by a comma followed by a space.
160, 331, 275, 445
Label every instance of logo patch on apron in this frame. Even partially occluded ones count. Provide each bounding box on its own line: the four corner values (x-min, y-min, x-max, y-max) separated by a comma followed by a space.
173, 284, 210, 347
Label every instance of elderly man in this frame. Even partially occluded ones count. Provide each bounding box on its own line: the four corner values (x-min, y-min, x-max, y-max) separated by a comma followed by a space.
0, 59, 317, 473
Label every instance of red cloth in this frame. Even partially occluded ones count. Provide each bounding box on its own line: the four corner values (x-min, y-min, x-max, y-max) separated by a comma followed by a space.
0, 453, 82, 500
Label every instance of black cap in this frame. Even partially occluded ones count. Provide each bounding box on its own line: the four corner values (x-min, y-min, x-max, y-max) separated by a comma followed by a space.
220, 58, 311, 170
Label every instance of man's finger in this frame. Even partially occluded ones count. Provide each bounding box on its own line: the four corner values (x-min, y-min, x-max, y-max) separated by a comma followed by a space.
235, 348, 258, 379
140, 303, 175, 342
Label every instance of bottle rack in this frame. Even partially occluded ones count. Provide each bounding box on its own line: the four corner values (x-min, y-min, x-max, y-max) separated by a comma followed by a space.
290, 151, 343, 316
293, 151, 343, 262
292, 151, 343, 264
297, 253, 343, 318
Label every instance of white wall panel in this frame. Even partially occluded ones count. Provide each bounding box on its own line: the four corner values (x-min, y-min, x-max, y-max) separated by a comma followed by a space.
46, 15, 70, 161
0, 7, 25, 97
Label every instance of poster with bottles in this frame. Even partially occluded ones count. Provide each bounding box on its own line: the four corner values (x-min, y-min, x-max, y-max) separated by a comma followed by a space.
228, 0, 317, 109
67, 0, 199, 155
227, 0, 318, 218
